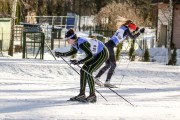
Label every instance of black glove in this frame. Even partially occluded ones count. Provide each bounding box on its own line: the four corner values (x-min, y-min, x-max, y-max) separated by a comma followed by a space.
70, 59, 79, 65
55, 51, 65, 57
140, 28, 145, 33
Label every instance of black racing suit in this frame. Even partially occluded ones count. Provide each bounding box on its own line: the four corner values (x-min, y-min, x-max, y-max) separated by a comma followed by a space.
95, 28, 140, 82
63, 38, 109, 95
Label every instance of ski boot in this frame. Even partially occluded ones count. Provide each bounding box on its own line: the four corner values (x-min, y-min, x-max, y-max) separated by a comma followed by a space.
86, 93, 97, 103
94, 77, 104, 87
69, 93, 86, 102
104, 81, 117, 88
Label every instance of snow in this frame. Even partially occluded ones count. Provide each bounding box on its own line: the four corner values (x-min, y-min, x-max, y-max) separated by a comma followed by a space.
0, 51, 180, 120
1, 30, 180, 120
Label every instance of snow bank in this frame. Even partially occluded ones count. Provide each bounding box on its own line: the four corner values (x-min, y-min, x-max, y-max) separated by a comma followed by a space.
135, 47, 180, 65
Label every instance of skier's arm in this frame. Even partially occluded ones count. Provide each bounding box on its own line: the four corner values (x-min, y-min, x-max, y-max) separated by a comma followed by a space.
124, 29, 140, 40
63, 47, 77, 56
55, 47, 77, 57
78, 42, 94, 64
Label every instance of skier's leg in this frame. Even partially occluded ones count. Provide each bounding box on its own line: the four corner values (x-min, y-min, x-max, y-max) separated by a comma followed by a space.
105, 47, 116, 82
105, 61, 116, 82
69, 65, 87, 101
85, 47, 109, 102
95, 60, 111, 78
79, 64, 88, 94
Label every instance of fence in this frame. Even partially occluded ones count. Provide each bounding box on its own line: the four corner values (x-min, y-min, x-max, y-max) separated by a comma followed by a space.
25, 16, 78, 49
25, 16, 77, 29
22, 31, 44, 59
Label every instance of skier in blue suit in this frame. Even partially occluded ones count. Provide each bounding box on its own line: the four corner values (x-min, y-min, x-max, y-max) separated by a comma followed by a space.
55, 28, 109, 102
95, 20, 145, 87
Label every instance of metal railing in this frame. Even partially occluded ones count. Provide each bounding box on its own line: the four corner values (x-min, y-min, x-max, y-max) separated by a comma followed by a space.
25, 16, 77, 29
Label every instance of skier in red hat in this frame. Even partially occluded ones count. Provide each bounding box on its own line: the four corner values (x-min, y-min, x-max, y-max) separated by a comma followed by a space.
95, 20, 145, 87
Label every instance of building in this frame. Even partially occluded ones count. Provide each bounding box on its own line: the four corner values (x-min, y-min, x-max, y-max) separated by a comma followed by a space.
0, 18, 11, 51
151, 0, 180, 49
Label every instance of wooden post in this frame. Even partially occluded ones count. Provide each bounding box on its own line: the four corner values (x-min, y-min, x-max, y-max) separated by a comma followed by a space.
8, 0, 18, 56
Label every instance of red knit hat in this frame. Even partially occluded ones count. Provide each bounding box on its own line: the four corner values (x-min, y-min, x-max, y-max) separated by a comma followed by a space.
128, 23, 137, 31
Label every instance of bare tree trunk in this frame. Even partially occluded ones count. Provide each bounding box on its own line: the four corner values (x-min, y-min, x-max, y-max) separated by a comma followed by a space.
8, 0, 18, 56
73, 0, 75, 12
167, 0, 173, 65
78, 0, 82, 31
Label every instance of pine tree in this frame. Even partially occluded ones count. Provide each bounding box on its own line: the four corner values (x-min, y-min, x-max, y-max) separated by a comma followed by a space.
128, 40, 135, 61
115, 42, 123, 61
171, 48, 177, 65
143, 48, 150, 62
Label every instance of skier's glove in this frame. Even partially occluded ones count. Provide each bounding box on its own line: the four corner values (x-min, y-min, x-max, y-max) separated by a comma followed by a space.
70, 60, 80, 65
55, 51, 65, 57
140, 28, 145, 33
132, 27, 139, 34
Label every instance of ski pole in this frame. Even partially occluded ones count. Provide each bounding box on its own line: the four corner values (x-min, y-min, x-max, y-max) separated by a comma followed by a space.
135, 38, 145, 61
116, 40, 131, 87
120, 39, 144, 87
117, 40, 131, 65
77, 64, 135, 107
135, 39, 143, 51
108, 87, 135, 106
59, 56, 108, 102
119, 40, 136, 87
118, 51, 135, 87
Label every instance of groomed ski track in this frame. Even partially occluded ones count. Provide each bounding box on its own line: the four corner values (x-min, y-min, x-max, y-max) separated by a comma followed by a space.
0, 58, 180, 120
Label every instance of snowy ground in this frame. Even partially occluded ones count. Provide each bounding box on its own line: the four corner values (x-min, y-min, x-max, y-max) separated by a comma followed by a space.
0, 53, 180, 120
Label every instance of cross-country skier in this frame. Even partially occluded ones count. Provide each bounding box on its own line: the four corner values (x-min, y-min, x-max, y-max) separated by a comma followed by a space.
55, 28, 109, 103
95, 19, 145, 87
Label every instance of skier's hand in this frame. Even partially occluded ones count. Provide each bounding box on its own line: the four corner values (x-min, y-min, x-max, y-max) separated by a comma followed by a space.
140, 28, 145, 33
70, 59, 79, 65
55, 51, 65, 57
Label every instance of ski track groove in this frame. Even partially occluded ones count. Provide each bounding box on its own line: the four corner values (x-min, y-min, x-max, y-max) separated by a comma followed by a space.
1, 59, 180, 119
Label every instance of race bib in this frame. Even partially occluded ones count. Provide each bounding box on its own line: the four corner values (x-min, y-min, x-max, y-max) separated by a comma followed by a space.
115, 29, 124, 42
87, 38, 99, 54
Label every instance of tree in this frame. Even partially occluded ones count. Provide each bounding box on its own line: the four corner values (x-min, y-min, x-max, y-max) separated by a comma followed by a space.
129, 40, 135, 61
94, 2, 151, 31
8, 0, 17, 56
167, 0, 173, 65
78, 0, 82, 31
0, 0, 11, 17
116, 42, 123, 61
15, 1, 21, 24
143, 48, 150, 62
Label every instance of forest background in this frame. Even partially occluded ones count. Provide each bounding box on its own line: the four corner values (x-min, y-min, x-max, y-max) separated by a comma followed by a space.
0, 0, 154, 31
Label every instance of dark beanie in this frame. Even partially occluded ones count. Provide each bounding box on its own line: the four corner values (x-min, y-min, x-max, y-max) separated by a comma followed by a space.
65, 28, 77, 39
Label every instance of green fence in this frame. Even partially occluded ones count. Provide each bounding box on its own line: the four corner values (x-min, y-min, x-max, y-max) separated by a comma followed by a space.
22, 31, 45, 59
90, 30, 115, 43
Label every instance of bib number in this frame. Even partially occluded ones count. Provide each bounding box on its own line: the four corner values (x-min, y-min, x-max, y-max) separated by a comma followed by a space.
87, 39, 99, 54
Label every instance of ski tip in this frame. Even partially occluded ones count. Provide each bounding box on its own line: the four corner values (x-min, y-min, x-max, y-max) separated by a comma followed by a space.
67, 99, 97, 104
67, 99, 88, 103
104, 84, 118, 88
95, 80, 104, 87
